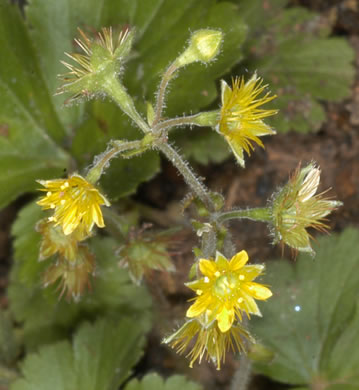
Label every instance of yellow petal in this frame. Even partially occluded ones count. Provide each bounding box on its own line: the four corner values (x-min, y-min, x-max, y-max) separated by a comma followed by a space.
221, 79, 232, 105
247, 282, 272, 300
229, 250, 248, 271
217, 307, 235, 333
186, 296, 209, 318
241, 264, 264, 281
227, 138, 245, 167
241, 291, 262, 316
185, 279, 207, 292
92, 203, 104, 227
199, 259, 217, 277
215, 251, 229, 271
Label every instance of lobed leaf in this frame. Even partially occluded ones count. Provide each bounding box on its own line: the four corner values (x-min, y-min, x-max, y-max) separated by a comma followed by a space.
250, 229, 359, 388
11, 318, 145, 390
241, 5, 355, 133
124, 373, 202, 390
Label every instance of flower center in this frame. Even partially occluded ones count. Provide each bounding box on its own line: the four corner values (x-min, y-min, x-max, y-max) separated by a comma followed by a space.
213, 273, 239, 299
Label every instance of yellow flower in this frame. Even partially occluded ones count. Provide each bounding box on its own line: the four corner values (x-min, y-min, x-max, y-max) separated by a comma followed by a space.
186, 251, 272, 333
163, 318, 252, 370
37, 174, 110, 238
271, 163, 342, 254
218, 74, 277, 167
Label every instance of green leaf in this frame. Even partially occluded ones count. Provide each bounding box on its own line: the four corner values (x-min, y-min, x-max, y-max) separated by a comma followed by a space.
241, 5, 355, 133
0, 1, 70, 208
237, 0, 289, 28
174, 128, 230, 165
9, 202, 152, 350
251, 229, 359, 388
124, 373, 202, 390
0, 310, 19, 366
11, 318, 145, 390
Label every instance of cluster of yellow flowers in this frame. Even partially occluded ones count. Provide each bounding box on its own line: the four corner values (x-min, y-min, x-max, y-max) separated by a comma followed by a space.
36, 174, 109, 298
33, 26, 340, 371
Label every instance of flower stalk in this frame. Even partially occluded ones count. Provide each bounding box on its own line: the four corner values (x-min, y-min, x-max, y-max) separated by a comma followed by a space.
153, 111, 219, 134
157, 143, 215, 211
102, 75, 150, 133
86, 139, 144, 184
215, 208, 272, 224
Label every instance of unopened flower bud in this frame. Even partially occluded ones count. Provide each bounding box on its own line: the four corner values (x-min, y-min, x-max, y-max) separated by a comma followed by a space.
175, 29, 223, 67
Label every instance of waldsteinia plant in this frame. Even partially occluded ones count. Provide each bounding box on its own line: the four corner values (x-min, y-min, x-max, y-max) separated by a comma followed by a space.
32, 27, 341, 371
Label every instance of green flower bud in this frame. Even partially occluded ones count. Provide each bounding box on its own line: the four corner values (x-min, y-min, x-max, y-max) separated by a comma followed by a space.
175, 29, 223, 67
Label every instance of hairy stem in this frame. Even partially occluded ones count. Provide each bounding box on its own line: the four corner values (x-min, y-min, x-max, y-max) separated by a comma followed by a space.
230, 316, 252, 390
153, 111, 218, 133
152, 63, 177, 126
230, 355, 252, 390
103, 75, 150, 134
86, 140, 142, 183
157, 143, 215, 211
216, 208, 272, 224
201, 228, 217, 259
